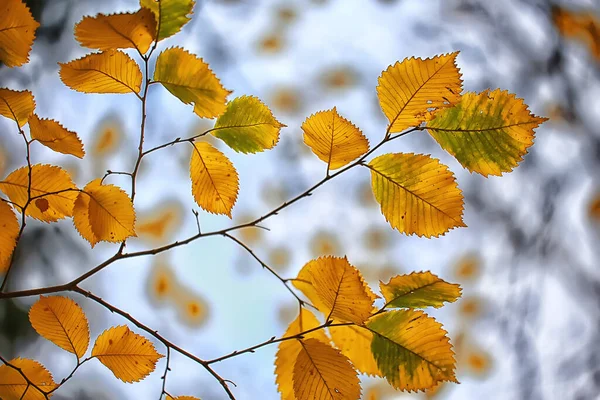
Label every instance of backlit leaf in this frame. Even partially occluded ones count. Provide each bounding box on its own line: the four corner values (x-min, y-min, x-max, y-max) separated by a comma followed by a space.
366, 153, 465, 237
0, 358, 56, 400
302, 108, 369, 170
28, 296, 90, 358
59, 50, 142, 94
292, 338, 361, 400
426, 89, 548, 176
154, 47, 230, 118
0, 164, 78, 222
190, 142, 239, 217
29, 114, 85, 158
73, 179, 136, 246
377, 53, 462, 134
330, 325, 381, 377
140, 0, 195, 40
292, 256, 377, 324
380, 272, 461, 309
75, 8, 157, 54
0, 88, 35, 127
275, 309, 329, 400
367, 310, 457, 391
213, 96, 285, 154
0, 201, 18, 269
92, 325, 163, 383
0, 0, 40, 67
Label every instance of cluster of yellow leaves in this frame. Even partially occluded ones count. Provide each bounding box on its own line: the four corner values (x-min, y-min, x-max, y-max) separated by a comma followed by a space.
274, 256, 461, 399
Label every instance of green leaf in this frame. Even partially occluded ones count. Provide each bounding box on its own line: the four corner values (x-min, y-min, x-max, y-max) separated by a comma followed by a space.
140, 0, 194, 40
380, 271, 461, 309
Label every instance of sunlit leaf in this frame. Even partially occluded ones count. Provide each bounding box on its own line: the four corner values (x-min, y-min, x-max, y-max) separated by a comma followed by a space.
275, 309, 329, 400
460, 341, 493, 378
92, 325, 163, 383
190, 142, 239, 217
73, 179, 136, 246
0, 201, 18, 269
154, 47, 230, 118
451, 252, 482, 282
366, 152, 465, 237
29, 114, 85, 158
0, 88, 35, 127
427, 89, 548, 176
140, 0, 195, 40
302, 107, 369, 170
59, 50, 142, 94
293, 338, 361, 400
136, 199, 184, 245
90, 114, 124, 156
377, 53, 462, 134
0, 0, 40, 67
213, 96, 285, 154
0, 164, 78, 222
367, 310, 457, 391
380, 271, 461, 309
0, 358, 56, 400
75, 8, 157, 54
330, 325, 381, 377
173, 286, 210, 328
28, 296, 90, 358
146, 256, 177, 306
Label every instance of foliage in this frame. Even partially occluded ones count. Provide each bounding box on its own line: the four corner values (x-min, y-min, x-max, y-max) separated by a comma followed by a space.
0, 1, 546, 399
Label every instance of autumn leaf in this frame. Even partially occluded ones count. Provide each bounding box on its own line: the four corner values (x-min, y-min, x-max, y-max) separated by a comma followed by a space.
213, 96, 285, 154
0, 200, 18, 271
426, 89, 548, 176
302, 108, 369, 170
292, 256, 377, 324
330, 325, 381, 377
29, 296, 90, 358
154, 47, 230, 118
29, 114, 85, 158
552, 7, 600, 60
0, 0, 40, 67
0, 164, 78, 222
380, 271, 461, 309
275, 309, 329, 400
0, 358, 56, 400
166, 396, 201, 400
0, 88, 35, 127
366, 152, 465, 237
59, 50, 143, 94
92, 325, 163, 383
73, 179, 136, 246
377, 53, 462, 134
74, 8, 157, 54
367, 310, 457, 391
140, 0, 195, 40
190, 142, 239, 217
293, 338, 361, 400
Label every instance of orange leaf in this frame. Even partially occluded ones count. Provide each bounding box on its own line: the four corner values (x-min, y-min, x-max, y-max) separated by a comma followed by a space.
0, 200, 19, 269
29, 114, 85, 158
0, 358, 56, 400
0, 88, 35, 127
0, 0, 40, 67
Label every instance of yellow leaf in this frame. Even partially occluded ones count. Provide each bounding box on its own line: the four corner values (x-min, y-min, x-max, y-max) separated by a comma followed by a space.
367, 310, 457, 391
0, 164, 78, 222
59, 50, 142, 94
366, 152, 465, 237
0, 0, 40, 67
0, 88, 35, 127
213, 96, 285, 154
380, 271, 461, 309
154, 47, 230, 118
92, 325, 163, 383
74, 8, 157, 54
29, 114, 85, 158
302, 107, 369, 170
275, 309, 329, 400
377, 53, 462, 134
28, 295, 90, 358
189, 142, 239, 217
140, 0, 195, 40
292, 256, 377, 324
0, 201, 19, 268
293, 338, 361, 400
329, 325, 381, 377
426, 89, 548, 176
0, 358, 56, 400
73, 179, 136, 246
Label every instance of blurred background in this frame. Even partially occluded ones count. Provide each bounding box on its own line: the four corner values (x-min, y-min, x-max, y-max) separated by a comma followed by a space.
1, 0, 599, 399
